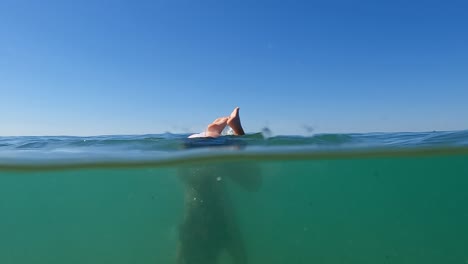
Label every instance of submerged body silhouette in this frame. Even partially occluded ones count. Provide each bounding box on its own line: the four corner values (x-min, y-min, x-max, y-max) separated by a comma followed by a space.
176, 107, 260, 264
177, 164, 251, 264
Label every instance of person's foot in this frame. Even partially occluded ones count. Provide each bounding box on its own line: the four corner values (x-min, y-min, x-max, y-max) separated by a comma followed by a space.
206, 116, 229, 137
227, 107, 245, 135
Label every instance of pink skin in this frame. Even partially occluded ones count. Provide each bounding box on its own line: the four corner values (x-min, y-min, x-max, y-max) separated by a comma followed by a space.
227, 107, 245, 136
189, 107, 245, 138
205, 117, 229, 137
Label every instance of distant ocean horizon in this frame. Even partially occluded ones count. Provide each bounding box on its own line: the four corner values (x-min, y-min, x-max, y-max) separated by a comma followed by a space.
1, 130, 467, 165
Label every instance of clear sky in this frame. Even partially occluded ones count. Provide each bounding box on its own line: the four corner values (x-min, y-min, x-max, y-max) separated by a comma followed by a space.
1, 0, 467, 136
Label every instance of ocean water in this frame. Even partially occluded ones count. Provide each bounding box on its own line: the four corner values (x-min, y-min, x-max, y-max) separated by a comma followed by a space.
1, 131, 468, 264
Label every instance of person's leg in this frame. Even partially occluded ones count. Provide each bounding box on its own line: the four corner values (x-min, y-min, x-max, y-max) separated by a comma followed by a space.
227, 107, 245, 136
188, 107, 245, 138
205, 117, 228, 137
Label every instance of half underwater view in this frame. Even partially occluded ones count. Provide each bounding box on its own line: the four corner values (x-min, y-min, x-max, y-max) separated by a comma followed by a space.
1, 131, 468, 264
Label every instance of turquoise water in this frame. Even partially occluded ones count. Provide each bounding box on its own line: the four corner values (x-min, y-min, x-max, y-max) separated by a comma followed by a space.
1, 131, 468, 264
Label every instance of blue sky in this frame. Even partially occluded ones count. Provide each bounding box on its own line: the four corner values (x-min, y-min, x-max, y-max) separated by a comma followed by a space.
1, 0, 467, 136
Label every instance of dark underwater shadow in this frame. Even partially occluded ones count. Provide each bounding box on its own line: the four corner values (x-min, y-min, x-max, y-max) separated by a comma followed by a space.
176, 138, 262, 264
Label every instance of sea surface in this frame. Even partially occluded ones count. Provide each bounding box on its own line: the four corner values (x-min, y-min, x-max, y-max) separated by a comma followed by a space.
1, 131, 468, 264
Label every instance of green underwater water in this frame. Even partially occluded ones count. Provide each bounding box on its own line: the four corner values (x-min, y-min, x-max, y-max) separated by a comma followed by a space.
1, 150, 467, 264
